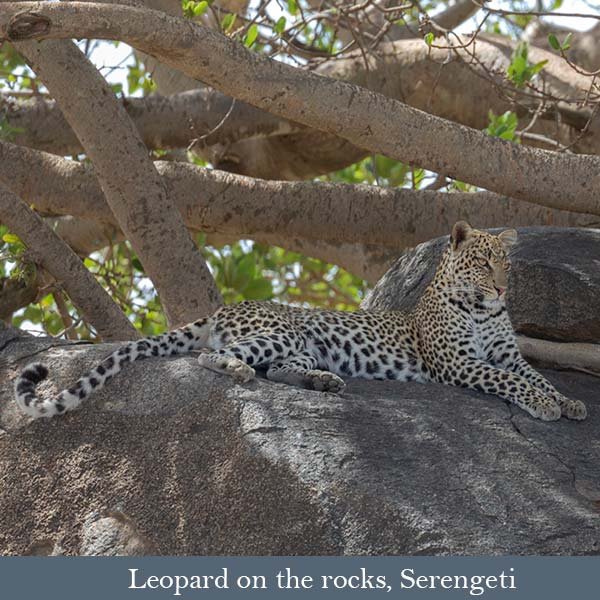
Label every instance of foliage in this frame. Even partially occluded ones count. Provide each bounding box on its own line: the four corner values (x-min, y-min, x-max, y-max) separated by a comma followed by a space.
126, 55, 156, 95
485, 110, 520, 142
325, 155, 411, 187
0, 44, 31, 91
4, 228, 368, 337
182, 1, 210, 18
506, 42, 548, 88
547, 32, 572, 52
204, 237, 367, 310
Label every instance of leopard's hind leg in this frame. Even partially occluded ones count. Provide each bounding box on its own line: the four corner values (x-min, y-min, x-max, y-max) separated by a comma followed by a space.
266, 354, 346, 393
198, 332, 302, 383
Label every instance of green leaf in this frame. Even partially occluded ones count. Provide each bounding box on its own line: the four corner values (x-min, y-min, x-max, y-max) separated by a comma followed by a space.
274, 16, 286, 35
132, 258, 144, 272
530, 59, 548, 76
510, 54, 528, 76
485, 110, 520, 143
221, 13, 236, 32
561, 32, 572, 51
547, 33, 560, 50
244, 23, 259, 48
193, 1, 209, 16
287, 0, 298, 16
2, 233, 20, 244
412, 168, 425, 188
506, 41, 545, 88
238, 253, 256, 276
424, 32, 434, 46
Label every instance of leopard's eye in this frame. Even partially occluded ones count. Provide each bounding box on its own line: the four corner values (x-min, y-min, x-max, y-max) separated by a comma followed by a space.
476, 256, 488, 267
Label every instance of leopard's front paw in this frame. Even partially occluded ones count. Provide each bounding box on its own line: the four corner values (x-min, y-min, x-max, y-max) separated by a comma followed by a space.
306, 370, 346, 394
198, 354, 255, 383
561, 399, 587, 421
229, 360, 256, 383
527, 399, 561, 422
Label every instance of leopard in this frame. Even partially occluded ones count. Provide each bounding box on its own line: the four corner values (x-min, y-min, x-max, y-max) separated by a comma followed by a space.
14, 221, 587, 422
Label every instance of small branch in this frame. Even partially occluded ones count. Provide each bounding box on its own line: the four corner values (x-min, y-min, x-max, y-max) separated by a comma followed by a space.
0, 181, 138, 341
471, 0, 600, 23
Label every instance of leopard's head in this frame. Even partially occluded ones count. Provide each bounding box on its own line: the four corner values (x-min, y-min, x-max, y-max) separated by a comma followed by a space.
446, 221, 517, 303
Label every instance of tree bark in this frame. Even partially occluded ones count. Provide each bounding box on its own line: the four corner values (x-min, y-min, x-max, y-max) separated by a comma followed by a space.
3, 89, 302, 157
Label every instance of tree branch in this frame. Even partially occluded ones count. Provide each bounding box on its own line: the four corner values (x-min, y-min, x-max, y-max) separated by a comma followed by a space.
428, 0, 481, 31
2, 89, 302, 157
3, 35, 599, 181
517, 335, 600, 378
0, 181, 138, 340
1, 2, 599, 217
1, 140, 597, 252
6, 33, 222, 326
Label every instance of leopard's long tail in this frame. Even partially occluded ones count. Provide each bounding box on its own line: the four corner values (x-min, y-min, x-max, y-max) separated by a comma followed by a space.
14, 318, 211, 419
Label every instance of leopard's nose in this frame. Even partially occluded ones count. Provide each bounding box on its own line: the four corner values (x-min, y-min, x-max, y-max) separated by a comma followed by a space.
495, 286, 506, 296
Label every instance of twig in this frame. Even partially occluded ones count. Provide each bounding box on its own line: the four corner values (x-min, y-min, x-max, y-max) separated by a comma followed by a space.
52, 289, 78, 340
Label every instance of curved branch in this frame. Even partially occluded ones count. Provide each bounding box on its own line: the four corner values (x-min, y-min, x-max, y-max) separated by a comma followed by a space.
8, 35, 222, 326
3, 36, 598, 178
0, 181, 138, 341
1, 2, 599, 217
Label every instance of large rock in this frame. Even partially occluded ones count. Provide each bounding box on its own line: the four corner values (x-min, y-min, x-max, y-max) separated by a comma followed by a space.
363, 228, 600, 343
1, 327, 599, 555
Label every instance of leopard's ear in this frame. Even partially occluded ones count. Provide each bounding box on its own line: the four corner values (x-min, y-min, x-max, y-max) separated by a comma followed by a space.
498, 228, 518, 249
451, 221, 473, 251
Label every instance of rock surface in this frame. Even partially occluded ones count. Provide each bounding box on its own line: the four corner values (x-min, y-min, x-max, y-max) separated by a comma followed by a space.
1, 326, 599, 556
362, 227, 600, 343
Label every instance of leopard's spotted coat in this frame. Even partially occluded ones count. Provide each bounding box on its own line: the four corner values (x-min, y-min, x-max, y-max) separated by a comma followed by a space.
15, 222, 587, 421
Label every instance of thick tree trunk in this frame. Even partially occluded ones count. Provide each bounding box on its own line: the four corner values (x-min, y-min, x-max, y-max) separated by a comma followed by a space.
9, 35, 222, 326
